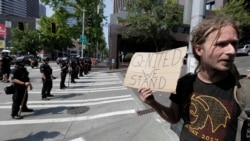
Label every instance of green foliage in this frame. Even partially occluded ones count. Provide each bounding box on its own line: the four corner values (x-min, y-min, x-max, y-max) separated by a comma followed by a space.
10, 24, 41, 55
219, 0, 250, 26
120, 0, 184, 52
124, 53, 134, 62
40, 0, 108, 57
216, 0, 250, 43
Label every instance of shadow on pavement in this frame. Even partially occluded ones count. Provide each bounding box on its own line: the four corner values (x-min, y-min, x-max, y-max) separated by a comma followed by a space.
6, 131, 60, 141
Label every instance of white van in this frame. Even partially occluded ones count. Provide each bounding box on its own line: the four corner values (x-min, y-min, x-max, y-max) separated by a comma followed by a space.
67, 48, 80, 58
237, 44, 250, 56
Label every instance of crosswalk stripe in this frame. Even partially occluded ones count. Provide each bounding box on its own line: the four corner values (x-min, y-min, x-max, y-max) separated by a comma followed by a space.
70, 137, 85, 141
0, 95, 132, 105
0, 109, 137, 125
0, 98, 134, 109
28, 86, 128, 94
53, 81, 123, 86
53, 78, 121, 82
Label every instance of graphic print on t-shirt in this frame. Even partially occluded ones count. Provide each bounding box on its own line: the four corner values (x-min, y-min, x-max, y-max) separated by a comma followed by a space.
184, 93, 234, 140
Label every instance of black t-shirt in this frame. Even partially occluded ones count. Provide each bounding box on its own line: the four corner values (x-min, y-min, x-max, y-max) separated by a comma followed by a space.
70, 61, 77, 69
40, 64, 52, 79
170, 74, 240, 141
12, 67, 29, 89
61, 63, 68, 73
1, 55, 12, 69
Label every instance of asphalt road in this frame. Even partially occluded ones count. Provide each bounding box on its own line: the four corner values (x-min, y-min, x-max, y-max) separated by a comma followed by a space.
0, 61, 151, 141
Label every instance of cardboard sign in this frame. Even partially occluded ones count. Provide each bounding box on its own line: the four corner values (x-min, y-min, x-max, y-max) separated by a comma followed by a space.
123, 46, 187, 93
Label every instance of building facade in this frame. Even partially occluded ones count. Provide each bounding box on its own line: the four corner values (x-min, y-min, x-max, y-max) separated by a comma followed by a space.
109, 0, 250, 69
113, 0, 131, 13
39, 4, 46, 17
109, 0, 184, 69
26, 0, 39, 18
0, 0, 39, 18
0, 0, 43, 50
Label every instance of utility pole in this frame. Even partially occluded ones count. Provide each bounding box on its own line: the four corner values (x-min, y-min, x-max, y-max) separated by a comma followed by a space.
81, 8, 86, 58
184, 0, 206, 73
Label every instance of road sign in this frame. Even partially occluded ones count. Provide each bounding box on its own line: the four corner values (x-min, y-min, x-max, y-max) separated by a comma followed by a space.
80, 35, 87, 43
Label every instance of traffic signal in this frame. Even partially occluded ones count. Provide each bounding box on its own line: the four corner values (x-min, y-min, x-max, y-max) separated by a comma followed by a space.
18, 22, 24, 31
87, 17, 93, 27
52, 22, 56, 34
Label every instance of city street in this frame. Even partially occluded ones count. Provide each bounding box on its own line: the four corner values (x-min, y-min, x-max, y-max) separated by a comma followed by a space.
0, 61, 152, 141
0, 55, 249, 141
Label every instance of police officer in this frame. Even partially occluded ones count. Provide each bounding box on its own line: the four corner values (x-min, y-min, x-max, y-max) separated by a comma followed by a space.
11, 56, 33, 119
60, 58, 68, 89
83, 57, 89, 75
79, 57, 84, 77
75, 56, 81, 78
1, 52, 12, 82
87, 57, 92, 71
70, 57, 77, 83
40, 57, 55, 100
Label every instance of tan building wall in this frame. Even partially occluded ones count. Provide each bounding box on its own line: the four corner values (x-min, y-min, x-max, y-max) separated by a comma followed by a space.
113, 0, 133, 13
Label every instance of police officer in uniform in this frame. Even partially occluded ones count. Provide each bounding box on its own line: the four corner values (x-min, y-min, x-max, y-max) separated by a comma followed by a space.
11, 56, 33, 119
60, 58, 68, 89
83, 57, 89, 75
40, 57, 55, 100
1, 52, 12, 82
75, 56, 80, 79
79, 57, 84, 77
70, 57, 77, 83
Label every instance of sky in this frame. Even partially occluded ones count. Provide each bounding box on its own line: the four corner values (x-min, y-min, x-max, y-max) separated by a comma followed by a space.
44, 0, 113, 48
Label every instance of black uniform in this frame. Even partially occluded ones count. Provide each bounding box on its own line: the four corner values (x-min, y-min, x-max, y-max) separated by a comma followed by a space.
11, 67, 30, 118
60, 61, 68, 89
70, 59, 77, 83
84, 58, 89, 75
79, 58, 84, 77
87, 58, 92, 71
1, 54, 12, 82
40, 63, 53, 99
76, 58, 80, 78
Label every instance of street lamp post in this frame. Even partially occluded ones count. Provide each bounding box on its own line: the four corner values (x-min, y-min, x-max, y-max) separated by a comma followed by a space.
81, 8, 86, 58
185, 0, 205, 73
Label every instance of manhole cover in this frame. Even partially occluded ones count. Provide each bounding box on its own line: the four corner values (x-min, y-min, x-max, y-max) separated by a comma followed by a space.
67, 106, 89, 115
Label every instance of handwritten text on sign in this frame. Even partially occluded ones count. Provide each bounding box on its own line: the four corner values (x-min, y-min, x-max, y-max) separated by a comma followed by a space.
123, 47, 187, 93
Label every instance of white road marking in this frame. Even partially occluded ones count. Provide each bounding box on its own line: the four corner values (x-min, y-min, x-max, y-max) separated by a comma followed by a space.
0, 109, 136, 125
0, 98, 134, 109
53, 78, 121, 82
28, 86, 128, 94
0, 95, 132, 104
70, 137, 85, 141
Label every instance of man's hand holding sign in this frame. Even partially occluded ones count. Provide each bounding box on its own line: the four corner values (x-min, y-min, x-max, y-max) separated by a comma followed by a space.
123, 46, 187, 93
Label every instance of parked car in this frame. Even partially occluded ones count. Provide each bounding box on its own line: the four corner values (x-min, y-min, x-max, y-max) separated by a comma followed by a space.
237, 44, 250, 56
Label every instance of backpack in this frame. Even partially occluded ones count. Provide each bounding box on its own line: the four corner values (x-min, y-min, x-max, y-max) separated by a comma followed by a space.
235, 75, 250, 141
179, 73, 250, 141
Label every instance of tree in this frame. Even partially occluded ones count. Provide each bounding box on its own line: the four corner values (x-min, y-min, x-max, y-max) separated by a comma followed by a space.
10, 24, 40, 55
40, 0, 107, 58
119, 0, 184, 52
38, 7, 75, 54
216, 0, 250, 44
